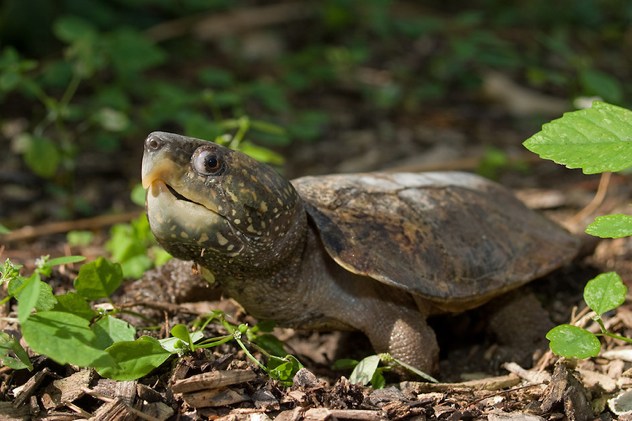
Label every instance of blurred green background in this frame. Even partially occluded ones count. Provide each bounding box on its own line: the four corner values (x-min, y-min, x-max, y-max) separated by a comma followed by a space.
1, 0, 630, 224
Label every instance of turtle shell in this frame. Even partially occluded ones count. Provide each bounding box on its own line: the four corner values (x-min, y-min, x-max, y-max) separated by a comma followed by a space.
291, 172, 579, 308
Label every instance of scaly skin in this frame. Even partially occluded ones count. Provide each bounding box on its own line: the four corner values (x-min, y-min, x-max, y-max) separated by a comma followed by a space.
142, 131, 579, 375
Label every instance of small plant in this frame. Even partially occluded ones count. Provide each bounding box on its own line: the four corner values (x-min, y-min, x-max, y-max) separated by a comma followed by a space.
0, 256, 301, 383
334, 353, 438, 388
524, 101, 632, 358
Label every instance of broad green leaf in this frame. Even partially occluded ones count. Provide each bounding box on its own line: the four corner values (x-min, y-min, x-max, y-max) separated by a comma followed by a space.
92, 316, 136, 349
523, 102, 632, 174
74, 257, 123, 300
97, 336, 172, 380
546, 324, 601, 359
22, 311, 116, 367
586, 214, 632, 239
349, 355, 380, 385
0, 224, 10, 234
53, 292, 96, 320
584, 272, 627, 316
0, 332, 33, 370
23, 136, 60, 178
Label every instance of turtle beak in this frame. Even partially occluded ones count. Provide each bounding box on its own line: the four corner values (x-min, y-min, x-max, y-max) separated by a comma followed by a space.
141, 132, 179, 189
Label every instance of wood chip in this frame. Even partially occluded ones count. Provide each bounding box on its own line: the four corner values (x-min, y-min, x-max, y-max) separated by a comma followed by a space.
181, 387, 249, 408
602, 348, 632, 362
139, 401, 175, 421
0, 401, 31, 420
172, 369, 256, 394
89, 398, 133, 421
252, 388, 279, 410
488, 411, 545, 421
53, 369, 94, 405
13, 368, 51, 407
136, 383, 163, 403
114, 380, 137, 406
401, 373, 521, 393
540, 363, 593, 421
576, 368, 617, 393
502, 362, 551, 384
304, 408, 384, 421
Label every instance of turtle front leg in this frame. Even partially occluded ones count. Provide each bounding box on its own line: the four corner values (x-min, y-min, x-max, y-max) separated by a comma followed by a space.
363, 307, 439, 375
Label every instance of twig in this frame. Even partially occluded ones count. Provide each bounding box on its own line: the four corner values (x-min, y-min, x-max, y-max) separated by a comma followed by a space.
569, 172, 612, 226
1, 211, 141, 243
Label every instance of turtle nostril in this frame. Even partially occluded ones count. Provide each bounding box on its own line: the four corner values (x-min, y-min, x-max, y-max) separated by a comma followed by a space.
146, 135, 162, 151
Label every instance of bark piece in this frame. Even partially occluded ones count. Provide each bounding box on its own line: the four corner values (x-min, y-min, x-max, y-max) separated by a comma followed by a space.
172, 369, 256, 393
181, 387, 249, 408
540, 363, 593, 421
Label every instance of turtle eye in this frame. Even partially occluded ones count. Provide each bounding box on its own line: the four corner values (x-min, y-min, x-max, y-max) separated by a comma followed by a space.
192, 147, 225, 176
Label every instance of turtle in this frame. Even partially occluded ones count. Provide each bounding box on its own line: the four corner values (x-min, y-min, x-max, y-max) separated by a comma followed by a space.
141, 131, 580, 374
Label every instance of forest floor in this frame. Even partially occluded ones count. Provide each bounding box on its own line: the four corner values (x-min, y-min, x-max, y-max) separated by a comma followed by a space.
1, 4, 631, 418
2, 114, 632, 420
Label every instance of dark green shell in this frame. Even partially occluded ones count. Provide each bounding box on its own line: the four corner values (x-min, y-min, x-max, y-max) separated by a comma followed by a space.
292, 172, 579, 305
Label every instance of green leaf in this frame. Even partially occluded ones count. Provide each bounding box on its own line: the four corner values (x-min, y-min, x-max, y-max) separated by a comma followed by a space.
546, 324, 601, 359
331, 358, 359, 371
93, 107, 129, 132
0, 332, 33, 370
170, 324, 192, 345
0, 224, 10, 234
349, 355, 380, 385
92, 316, 136, 349
120, 255, 153, 279
586, 214, 632, 239
238, 141, 284, 166
97, 336, 172, 380
267, 355, 303, 385
53, 292, 96, 320
579, 69, 623, 103
584, 272, 627, 316
21, 311, 116, 367
67, 231, 95, 247
23, 136, 61, 178
105, 29, 166, 78
159, 331, 203, 354
16, 274, 41, 323
253, 333, 287, 357
74, 257, 123, 300
523, 102, 632, 174
130, 184, 146, 207
48, 255, 86, 267
53, 16, 97, 43
370, 370, 386, 389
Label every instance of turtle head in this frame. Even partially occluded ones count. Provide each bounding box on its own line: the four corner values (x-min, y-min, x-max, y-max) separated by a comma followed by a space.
142, 131, 305, 280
